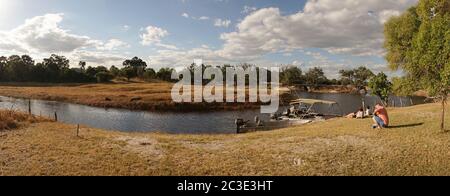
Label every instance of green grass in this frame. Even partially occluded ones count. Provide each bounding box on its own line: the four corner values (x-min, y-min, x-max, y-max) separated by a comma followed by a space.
0, 103, 449, 176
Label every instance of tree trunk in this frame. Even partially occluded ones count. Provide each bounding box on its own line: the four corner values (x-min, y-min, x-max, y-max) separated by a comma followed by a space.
441, 97, 446, 131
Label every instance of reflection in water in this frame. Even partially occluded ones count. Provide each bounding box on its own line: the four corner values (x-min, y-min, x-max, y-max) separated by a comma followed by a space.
0, 93, 425, 134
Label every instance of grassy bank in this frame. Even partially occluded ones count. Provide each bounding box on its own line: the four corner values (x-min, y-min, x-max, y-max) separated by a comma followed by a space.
0, 103, 448, 176
0, 82, 266, 111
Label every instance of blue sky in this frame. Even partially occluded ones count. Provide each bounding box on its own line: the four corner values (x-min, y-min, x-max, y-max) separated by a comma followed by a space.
0, 0, 418, 78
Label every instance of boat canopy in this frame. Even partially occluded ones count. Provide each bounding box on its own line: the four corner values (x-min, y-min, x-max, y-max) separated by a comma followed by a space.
290, 98, 338, 106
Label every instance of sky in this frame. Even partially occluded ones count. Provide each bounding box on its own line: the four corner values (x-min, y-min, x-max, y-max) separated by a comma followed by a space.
0, 0, 419, 78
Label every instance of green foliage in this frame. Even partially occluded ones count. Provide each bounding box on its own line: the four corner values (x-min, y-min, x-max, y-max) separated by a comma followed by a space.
123, 57, 147, 78
143, 68, 157, 81
280, 66, 303, 85
157, 67, 175, 82
120, 66, 136, 81
304, 67, 328, 86
384, 0, 449, 130
368, 72, 392, 105
95, 72, 114, 83
392, 76, 419, 96
339, 66, 375, 87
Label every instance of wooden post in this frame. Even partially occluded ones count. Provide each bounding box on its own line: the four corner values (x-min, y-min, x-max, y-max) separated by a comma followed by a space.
77, 124, 80, 137
54, 112, 58, 121
28, 99, 31, 115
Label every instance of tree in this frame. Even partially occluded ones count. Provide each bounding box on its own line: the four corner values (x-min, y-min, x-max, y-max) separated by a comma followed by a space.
304, 67, 328, 87
384, 0, 449, 131
0, 56, 6, 81
353, 66, 375, 87
109, 66, 120, 77
143, 68, 156, 81
339, 69, 355, 85
392, 77, 419, 97
120, 67, 136, 81
339, 66, 374, 87
79, 61, 86, 72
95, 72, 114, 83
42, 54, 70, 81
280, 66, 303, 85
123, 57, 147, 78
157, 67, 175, 82
368, 72, 392, 106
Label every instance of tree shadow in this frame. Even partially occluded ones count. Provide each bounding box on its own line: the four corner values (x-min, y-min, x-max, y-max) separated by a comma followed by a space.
389, 123, 424, 129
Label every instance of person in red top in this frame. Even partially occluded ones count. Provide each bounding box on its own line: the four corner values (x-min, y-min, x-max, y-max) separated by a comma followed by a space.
372, 104, 389, 129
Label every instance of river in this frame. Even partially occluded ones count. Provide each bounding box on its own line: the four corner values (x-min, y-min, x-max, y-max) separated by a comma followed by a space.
0, 93, 426, 134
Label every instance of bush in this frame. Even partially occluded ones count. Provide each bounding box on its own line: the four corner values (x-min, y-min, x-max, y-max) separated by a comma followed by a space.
95, 72, 114, 83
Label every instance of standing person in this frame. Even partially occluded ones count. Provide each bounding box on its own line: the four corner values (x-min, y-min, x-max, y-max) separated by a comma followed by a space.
372, 104, 389, 129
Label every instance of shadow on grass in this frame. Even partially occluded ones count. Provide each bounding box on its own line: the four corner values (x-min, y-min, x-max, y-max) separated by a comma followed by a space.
389, 123, 424, 129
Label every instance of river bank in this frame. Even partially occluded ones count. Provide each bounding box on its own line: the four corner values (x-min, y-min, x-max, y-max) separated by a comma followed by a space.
0, 103, 448, 176
0, 82, 265, 112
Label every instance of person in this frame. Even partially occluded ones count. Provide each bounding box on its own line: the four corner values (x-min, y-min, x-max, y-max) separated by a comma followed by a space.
372, 104, 389, 129
365, 106, 372, 117
355, 107, 364, 119
346, 107, 364, 119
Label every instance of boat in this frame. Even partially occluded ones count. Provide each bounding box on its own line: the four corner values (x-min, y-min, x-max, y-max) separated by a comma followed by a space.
236, 98, 343, 134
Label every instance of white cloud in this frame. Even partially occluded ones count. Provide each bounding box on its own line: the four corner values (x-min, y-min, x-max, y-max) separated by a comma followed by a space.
147, 0, 418, 77
218, 0, 418, 58
0, 13, 129, 67
214, 18, 231, 28
0, 13, 95, 54
181, 13, 189, 18
140, 26, 169, 46
96, 39, 129, 51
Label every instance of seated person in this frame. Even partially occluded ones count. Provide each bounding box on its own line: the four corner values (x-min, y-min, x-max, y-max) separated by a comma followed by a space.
355, 107, 364, 119
372, 104, 389, 129
346, 107, 364, 119
365, 106, 372, 117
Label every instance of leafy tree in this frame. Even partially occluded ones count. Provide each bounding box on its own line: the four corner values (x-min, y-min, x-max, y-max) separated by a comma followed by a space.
339, 66, 374, 87
95, 72, 114, 83
156, 67, 175, 82
339, 69, 355, 85
384, 0, 449, 131
353, 66, 375, 87
79, 61, 86, 72
109, 66, 120, 77
143, 68, 156, 81
42, 54, 70, 81
368, 72, 392, 106
280, 66, 303, 85
392, 76, 419, 97
123, 57, 147, 78
120, 66, 136, 81
304, 67, 328, 87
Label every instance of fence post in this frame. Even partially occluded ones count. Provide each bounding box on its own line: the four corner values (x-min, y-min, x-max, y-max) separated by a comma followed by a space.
28, 100, 31, 115
77, 124, 80, 137
54, 112, 58, 121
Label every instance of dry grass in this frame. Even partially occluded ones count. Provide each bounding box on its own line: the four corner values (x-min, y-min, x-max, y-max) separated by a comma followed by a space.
0, 103, 449, 176
0, 82, 266, 111
0, 110, 49, 131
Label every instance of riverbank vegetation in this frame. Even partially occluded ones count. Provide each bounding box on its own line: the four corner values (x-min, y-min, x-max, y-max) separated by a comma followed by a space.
0, 110, 48, 131
0, 102, 448, 176
0, 82, 264, 111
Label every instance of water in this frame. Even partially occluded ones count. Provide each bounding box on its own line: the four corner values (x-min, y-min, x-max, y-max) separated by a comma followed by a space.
0, 93, 426, 134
